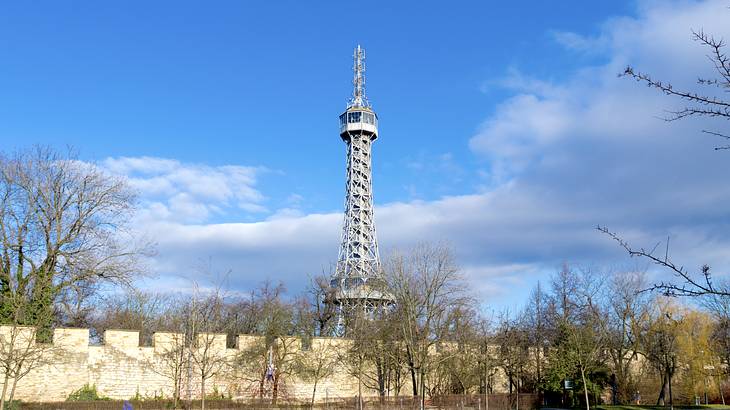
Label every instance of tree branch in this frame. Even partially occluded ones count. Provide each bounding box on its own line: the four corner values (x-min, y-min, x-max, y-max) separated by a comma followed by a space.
597, 225, 729, 298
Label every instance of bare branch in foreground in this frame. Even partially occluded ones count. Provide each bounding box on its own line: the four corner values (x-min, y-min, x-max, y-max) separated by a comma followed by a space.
597, 225, 729, 298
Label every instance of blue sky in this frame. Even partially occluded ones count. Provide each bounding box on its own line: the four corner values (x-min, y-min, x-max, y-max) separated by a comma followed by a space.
0, 1, 629, 213
2, 1, 730, 310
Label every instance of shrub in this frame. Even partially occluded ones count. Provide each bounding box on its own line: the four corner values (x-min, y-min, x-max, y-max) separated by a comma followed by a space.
3, 400, 21, 410
66, 384, 110, 401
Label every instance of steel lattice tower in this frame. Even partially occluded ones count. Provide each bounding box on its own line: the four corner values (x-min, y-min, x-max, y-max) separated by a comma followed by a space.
331, 45, 392, 317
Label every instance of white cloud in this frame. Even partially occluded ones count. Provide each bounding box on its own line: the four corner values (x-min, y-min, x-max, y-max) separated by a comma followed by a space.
285, 193, 304, 206
101, 156, 268, 224
550, 30, 609, 55
168, 192, 211, 223
104, 156, 179, 175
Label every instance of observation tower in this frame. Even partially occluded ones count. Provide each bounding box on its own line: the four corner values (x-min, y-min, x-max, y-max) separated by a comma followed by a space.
331, 46, 393, 320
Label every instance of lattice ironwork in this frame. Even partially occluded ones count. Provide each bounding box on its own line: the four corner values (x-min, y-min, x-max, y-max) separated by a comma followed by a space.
331, 46, 393, 322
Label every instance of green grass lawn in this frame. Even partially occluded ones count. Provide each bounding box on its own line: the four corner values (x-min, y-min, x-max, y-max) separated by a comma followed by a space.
594, 405, 730, 410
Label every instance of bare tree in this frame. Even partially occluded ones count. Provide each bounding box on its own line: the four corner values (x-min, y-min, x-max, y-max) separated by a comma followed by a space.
238, 338, 302, 404
295, 337, 339, 407
465, 316, 499, 410
143, 295, 193, 409
622, 28, 730, 149
152, 330, 189, 409
339, 307, 403, 406
54, 279, 100, 328
338, 312, 369, 409
91, 289, 170, 345
431, 306, 488, 396
188, 285, 229, 410
0, 327, 47, 410
604, 271, 651, 404
236, 281, 298, 404
494, 313, 528, 406
384, 243, 470, 410
306, 274, 338, 337
0, 293, 59, 410
0, 146, 146, 338
570, 267, 610, 410
520, 282, 549, 395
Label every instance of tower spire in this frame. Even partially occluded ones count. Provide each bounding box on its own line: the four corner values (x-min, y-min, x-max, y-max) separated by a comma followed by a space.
332, 45, 392, 333
350, 45, 368, 108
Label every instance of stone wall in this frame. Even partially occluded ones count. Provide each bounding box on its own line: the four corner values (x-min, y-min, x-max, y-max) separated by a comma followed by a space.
0, 326, 386, 402
0, 326, 518, 403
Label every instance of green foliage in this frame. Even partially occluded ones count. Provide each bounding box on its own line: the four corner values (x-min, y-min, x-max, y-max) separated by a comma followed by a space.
205, 386, 230, 400
131, 388, 166, 401
575, 365, 612, 404
541, 325, 580, 393
541, 359, 611, 406
2, 400, 21, 410
66, 384, 110, 401
539, 319, 611, 407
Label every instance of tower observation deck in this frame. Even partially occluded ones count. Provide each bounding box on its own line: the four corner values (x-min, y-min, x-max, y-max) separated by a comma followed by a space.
332, 46, 393, 321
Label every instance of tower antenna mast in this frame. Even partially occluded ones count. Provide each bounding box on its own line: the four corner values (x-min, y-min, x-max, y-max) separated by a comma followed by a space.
351, 45, 369, 108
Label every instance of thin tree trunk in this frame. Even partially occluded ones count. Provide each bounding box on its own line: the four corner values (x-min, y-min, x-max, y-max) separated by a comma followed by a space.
259, 370, 265, 399
0, 373, 11, 410
410, 366, 417, 397
173, 376, 180, 409
420, 369, 426, 410
535, 346, 542, 397
273, 373, 279, 405
8, 375, 19, 405
408, 359, 418, 396
377, 359, 385, 402
186, 348, 193, 409
668, 369, 673, 410
486, 381, 489, 410
311, 379, 318, 408
716, 368, 725, 405
657, 372, 667, 406
580, 366, 590, 410
406, 347, 417, 397
358, 371, 363, 410
201, 377, 206, 410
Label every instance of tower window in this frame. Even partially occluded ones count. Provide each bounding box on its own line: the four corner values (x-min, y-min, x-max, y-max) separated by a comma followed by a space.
348, 112, 361, 123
